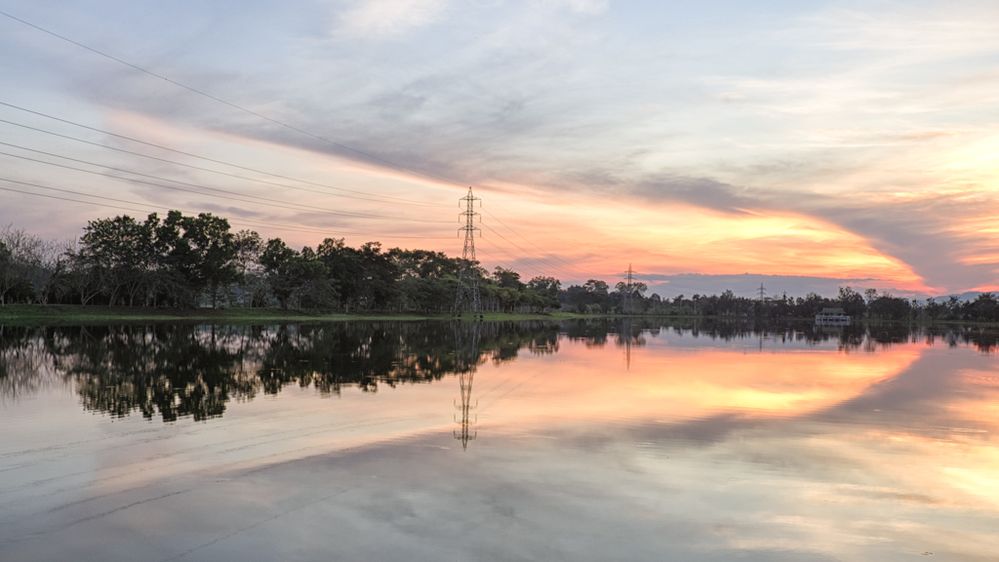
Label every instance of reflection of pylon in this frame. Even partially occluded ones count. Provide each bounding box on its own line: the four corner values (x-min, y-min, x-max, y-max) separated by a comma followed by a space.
625, 334, 632, 370
453, 322, 481, 450
454, 187, 482, 315
454, 370, 477, 449
623, 317, 633, 370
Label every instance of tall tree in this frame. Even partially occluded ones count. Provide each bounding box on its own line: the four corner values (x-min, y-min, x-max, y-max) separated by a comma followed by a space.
158, 212, 238, 308
78, 214, 159, 306
260, 238, 298, 310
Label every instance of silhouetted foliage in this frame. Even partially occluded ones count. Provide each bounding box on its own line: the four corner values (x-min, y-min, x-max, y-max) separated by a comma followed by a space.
1, 211, 998, 323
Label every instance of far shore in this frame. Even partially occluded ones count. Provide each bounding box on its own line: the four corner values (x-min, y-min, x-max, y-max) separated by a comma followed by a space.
0, 304, 592, 324
2, 304, 998, 328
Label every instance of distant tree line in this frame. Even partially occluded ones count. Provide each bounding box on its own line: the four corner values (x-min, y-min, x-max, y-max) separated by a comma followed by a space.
1, 211, 996, 323
559, 283, 999, 323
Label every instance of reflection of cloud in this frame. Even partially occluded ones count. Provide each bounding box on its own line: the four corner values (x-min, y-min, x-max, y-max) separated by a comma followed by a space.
809, 349, 999, 437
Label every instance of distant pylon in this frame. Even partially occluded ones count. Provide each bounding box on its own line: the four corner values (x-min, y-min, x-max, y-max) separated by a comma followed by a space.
758, 283, 767, 301
454, 186, 482, 315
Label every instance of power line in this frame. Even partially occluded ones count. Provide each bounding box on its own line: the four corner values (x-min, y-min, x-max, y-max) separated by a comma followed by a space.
0, 9, 462, 190
0, 111, 573, 276
0, 10, 588, 274
481, 223, 579, 280
0, 104, 442, 207
0, 183, 318, 236
0, 176, 449, 239
481, 208, 579, 271
477, 234, 563, 281
0, 129, 568, 273
0, 142, 451, 224
475, 237, 551, 281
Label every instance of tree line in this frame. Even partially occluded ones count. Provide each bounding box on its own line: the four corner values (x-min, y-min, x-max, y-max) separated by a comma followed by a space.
559, 283, 999, 323
1, 210, 996, 322
0, 210, 559, 313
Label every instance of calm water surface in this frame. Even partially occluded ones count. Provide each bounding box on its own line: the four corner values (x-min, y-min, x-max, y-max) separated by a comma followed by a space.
1, 320, 998, 561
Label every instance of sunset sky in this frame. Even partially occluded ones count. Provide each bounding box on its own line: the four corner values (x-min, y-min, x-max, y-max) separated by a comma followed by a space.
1, 0, 997, 296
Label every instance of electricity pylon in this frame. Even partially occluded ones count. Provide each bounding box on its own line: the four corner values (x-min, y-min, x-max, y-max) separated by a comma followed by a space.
454, 186, 482, 315
622, 264, 636, 314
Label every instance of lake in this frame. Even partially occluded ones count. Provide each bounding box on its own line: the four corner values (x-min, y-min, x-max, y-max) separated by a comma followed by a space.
1, 320, 998, 561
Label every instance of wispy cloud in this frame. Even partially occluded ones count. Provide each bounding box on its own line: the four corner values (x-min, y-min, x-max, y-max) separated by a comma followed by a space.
541, 0, 609, 16
335, 0, 449, 38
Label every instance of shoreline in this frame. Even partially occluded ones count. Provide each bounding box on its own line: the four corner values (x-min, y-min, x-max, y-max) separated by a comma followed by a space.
1, 304, 997, 328
0, 304, 593, 324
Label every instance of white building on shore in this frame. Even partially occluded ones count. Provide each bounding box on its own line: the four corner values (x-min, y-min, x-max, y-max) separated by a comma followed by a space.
815, 307, 851, 326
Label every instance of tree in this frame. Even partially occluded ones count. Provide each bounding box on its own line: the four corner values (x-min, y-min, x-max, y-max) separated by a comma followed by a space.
259, 239, 336, 310
583, 279, 609, 296
179, 213, 239, 308
357, 242, 399, 310
867, 292, 912, 321
864, 288, 878, 304
526, 276, 561, 310
837, 286, 867, 317
77, 214, 159, 306
1, 226, 62, 304
316, 237, 361, 311
968, 293, 998, 322
389, 248, 461, 313
232, 230, 265, 307
260, 238, 299, 310
493, 267, 523, 290
0, 239, 12, 304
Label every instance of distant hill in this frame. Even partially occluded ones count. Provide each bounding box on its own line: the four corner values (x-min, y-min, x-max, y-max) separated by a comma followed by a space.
937, 291, 990, 302
639, 273, 928, 300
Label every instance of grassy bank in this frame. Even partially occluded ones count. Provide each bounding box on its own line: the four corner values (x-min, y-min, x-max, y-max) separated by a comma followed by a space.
4, 305, 995, 328
0, 304, 596, 324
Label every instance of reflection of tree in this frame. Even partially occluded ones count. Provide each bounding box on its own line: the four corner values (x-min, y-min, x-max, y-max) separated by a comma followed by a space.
45, 325, 249, 421
0, 326, 54, 399
0, 321, 562, 422
1, 320, 995, 422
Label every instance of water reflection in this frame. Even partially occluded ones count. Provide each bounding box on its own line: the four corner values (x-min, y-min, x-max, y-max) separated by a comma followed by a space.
0, 321, 996, 424
2, 320, 999, 561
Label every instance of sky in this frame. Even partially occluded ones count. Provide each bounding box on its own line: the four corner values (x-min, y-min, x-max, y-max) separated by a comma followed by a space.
0, 0, 997, 297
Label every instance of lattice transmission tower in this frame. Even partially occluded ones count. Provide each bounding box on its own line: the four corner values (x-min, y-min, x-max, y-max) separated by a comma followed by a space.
454, 186, 482, 315
623, 263, 635, 314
